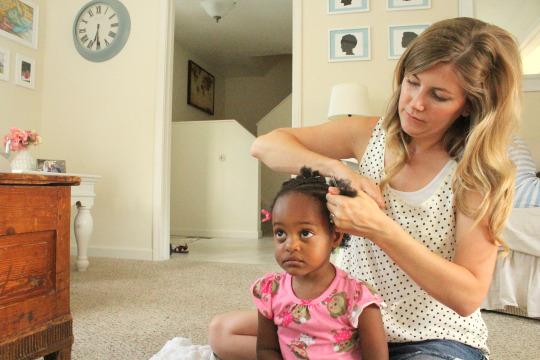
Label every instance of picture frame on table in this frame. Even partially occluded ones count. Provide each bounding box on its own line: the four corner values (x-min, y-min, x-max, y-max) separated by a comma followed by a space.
37, 159, 66, 173
329, 26, 370, 62
0, 0, 39, 48
388, 24, 429, 59
328, 0, 369, 14
386, 0, 431, 11
14, 53, 35, 88
0, 46, 9, 81
187, 60, 215, 116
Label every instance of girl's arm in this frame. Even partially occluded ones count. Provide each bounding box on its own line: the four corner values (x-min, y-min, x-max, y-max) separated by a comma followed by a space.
358, 304, 388, 360
251, 116, 384, 207
256, 311, 283, 360
327, 189, 498, 316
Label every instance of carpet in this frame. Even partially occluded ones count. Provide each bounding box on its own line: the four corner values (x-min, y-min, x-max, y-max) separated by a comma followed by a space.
71, 257, 540, 359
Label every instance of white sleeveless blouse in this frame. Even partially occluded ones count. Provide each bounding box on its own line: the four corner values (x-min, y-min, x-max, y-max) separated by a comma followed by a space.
335, 120, 489, 353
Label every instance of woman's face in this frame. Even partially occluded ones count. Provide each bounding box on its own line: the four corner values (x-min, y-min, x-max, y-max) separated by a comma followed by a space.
398, 62, 468, 144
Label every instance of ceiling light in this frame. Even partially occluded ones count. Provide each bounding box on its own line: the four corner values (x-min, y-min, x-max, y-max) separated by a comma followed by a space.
200, 0, 238, 23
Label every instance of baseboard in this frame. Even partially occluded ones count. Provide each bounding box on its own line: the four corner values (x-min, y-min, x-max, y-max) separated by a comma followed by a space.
70, 245, 153, 261
171, 228, 261, 239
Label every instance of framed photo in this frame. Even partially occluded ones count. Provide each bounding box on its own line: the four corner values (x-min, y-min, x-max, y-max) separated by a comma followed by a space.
187, 60, 215, 115
0, 46, 9, 81
14, 53, 34, 88
0, 0, 39, 48
329, 27, 370, 62
388, 24, 429, 59
37, 159, 66, 173
386, 0, 431, 11
328, 0, 369, 14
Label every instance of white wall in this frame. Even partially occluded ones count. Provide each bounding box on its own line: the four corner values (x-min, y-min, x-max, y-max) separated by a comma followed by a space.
298, 0, 459, 127
0, 0, 45, 172
225, 56, 292, 135
521, 92, 540, 168
172, 41, 226, 121
38, 0, 170, 260
257, 95, 292, 213
171, 120, 260, 238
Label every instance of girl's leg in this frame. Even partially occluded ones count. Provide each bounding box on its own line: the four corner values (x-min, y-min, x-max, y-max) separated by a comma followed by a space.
208, 310, 258, 360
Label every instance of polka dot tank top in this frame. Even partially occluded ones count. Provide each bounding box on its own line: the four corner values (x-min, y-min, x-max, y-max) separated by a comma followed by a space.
335, 120, 488, 354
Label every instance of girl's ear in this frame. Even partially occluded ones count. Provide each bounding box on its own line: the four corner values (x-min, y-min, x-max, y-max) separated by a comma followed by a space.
332, 231, 344, 249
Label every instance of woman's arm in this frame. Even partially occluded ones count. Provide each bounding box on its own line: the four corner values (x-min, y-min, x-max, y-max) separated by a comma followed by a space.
358, 305, 388, 360
251, 116, 385, 207
256, 311, 283, 360
327, 189, 498, 316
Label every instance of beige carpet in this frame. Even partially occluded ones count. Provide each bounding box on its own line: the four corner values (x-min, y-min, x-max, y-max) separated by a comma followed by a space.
70, 256, 540, 359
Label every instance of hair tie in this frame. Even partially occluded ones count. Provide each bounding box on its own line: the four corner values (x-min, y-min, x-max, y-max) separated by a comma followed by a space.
261, 209, 272, 223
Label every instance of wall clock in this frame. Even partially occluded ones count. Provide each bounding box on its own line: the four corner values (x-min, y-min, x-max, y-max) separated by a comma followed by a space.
73, 0, 131, 62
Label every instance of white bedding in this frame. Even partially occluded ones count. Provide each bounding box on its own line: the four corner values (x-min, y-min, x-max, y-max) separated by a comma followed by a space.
482, 207, 540, 317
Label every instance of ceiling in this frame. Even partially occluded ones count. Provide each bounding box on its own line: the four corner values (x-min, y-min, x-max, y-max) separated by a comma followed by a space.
174, 0, 292, 76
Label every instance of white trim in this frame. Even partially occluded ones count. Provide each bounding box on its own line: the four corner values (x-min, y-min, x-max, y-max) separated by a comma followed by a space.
523, 74, 540, 92
292, 0, 303, 128
171, 228, 262, 239
458, 0, 474, 17
152, 0, 174, 261
71, 245, 153, 261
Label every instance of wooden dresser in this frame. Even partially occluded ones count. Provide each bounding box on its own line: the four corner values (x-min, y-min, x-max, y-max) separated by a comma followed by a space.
0, 173, 80, 360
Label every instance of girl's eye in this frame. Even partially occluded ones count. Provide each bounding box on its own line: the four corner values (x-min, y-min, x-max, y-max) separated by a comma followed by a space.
274, 229, 286, 242
300, 230, 314, 238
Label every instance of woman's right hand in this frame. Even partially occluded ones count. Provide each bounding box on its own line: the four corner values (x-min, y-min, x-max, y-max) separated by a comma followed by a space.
331, 165, 385, 209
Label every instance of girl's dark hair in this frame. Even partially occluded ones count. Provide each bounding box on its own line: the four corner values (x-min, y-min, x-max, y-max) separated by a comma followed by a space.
270, 166, 357, 247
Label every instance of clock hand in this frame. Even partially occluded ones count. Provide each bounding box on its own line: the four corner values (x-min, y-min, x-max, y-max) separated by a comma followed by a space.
95, 24, 101, 49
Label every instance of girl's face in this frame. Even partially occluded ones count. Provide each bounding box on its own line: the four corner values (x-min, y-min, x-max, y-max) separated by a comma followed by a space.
398, 62, 469, 144
272, 192, 341, 279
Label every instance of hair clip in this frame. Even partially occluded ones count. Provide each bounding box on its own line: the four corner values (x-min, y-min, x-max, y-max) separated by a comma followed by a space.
261, 209, 272, 223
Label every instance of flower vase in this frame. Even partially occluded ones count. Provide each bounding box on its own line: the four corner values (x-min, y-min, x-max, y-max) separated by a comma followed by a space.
9, 149, 36, 172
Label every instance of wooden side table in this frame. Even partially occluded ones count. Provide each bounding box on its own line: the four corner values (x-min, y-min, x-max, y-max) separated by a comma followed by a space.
0, 173, 80, 360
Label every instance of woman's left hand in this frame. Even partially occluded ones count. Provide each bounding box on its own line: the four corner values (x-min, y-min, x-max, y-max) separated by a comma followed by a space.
326, 187, 392, 240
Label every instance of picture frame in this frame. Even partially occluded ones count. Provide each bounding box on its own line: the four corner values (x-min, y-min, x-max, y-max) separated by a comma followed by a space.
328, 0, 369, 14
0, 0, 39, 48
14, 53, 34, 88
37, 159, 66, 173
388, 24, 429, 59
0, 46, 9, 81
386, 0, 431, 11
187, 60, 215, 115
329, 27, 370, 62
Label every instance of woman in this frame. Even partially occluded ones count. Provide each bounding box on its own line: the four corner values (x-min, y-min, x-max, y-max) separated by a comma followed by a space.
209, 17, 521, 359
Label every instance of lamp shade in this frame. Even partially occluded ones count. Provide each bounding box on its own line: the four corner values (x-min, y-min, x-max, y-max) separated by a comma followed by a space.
201, 0, 238, 23
327, 83, 371, 119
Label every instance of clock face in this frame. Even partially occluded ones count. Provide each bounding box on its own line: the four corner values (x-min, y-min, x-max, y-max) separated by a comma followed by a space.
73, 0, 130, 62
76, 3, 119, 51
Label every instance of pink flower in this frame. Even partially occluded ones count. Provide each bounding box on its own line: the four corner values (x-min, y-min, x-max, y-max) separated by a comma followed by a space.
333, 328, 353, 343
2, 127, 41, 152
261, 209, 272, 223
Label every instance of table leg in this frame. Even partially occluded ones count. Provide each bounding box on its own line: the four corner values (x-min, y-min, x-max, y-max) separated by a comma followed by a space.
44, 345, 72, 360
74, 202, 94, 272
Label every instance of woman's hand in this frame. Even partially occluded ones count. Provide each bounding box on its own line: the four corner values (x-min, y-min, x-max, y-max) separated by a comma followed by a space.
333, 171, 385, 209
326, 184, 392, 240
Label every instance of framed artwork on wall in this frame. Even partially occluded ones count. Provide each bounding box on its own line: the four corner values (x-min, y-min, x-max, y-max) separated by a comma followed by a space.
187, 60, 215, 115
0, 0, 39, 48
388, 24, 429, 59
14, 53, 34, 89
0, 46, 9, 81
387, 0, 431, 11
329, 26, 370, 62
328, 0, 369, 14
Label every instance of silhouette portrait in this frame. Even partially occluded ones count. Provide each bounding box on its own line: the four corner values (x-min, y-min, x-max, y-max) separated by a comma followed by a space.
341, 34, 357, 55
401, 31, 418, 48
341, 0, 353, 5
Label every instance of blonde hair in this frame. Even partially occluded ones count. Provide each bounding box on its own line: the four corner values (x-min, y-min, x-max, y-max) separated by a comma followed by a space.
382, 17, 522, 247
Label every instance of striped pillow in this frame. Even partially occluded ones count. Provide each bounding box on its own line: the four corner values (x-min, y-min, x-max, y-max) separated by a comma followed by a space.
508, 136, 540, 208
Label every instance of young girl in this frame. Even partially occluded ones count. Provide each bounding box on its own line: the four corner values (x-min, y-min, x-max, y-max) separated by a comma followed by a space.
252, 167, 388, 360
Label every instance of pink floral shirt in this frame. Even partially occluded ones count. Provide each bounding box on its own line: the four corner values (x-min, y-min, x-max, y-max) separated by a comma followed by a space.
251, 267, 382, 360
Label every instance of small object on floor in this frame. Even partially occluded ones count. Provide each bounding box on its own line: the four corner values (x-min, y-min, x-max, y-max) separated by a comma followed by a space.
150, 337, 212, 360
170, 243, 189, 254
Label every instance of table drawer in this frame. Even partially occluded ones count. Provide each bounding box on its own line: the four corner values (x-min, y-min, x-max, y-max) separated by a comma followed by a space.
0, 187, 59, 235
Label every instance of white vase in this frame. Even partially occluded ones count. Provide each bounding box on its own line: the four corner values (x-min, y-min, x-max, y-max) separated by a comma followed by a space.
9, 149, 36, 172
